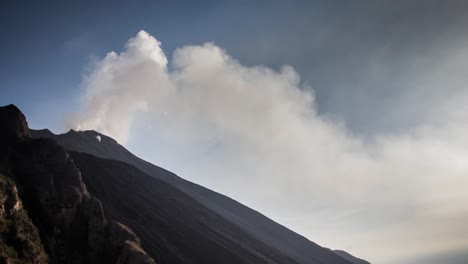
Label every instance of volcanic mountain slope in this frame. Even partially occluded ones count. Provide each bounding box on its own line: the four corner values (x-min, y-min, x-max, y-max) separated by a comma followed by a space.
30, 130, 363, 263
0, 104, 359, 263
71, 151, 301, 264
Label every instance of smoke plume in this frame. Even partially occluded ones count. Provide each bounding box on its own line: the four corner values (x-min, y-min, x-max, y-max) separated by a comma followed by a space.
71, 30, 468, 264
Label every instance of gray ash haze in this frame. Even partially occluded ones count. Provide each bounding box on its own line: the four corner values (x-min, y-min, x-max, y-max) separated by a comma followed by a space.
3, 1, 468, 263
70, 30, 468, 264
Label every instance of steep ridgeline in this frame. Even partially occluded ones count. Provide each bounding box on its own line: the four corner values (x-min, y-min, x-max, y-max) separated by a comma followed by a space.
30, 132, 361, 263
71, 151, 300, 264
333, 250, 371, 264
0, 105, 155, 264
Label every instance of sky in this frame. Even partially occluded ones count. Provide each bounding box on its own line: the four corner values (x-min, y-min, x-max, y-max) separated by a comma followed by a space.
2, 1, 468, 263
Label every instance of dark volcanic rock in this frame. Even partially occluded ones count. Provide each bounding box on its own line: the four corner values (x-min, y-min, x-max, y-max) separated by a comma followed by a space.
117, 241, 156, 264
0, 174, 48, 264
108, 221, 141, 246
71, 151, 301, 264
0, 105, 156, 264
0, 104, 30, 141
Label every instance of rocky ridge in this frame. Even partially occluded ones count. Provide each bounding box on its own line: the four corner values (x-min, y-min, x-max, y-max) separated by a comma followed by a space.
0, 104, 156, 264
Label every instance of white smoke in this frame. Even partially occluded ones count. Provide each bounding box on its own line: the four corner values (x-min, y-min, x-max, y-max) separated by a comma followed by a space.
70, 30, 468, 264
72, 31, 170, 143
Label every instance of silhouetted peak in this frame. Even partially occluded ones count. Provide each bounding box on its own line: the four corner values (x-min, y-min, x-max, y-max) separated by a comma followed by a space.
35, 128, 52, 133
0, 104, 31, 141
29, 128, 54, 138
31, 128, 118, 145
66, 129, 118, 145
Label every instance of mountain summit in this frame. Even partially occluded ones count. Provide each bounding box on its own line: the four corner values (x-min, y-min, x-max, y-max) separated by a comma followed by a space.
0, 105, 154, 264
0, 104, 367, 264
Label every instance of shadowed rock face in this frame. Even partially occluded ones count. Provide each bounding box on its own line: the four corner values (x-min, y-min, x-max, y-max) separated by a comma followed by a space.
71, 151, 301, 264
0, 104, 30, 141
0, 105, 155, 264
0, 173, 48, 264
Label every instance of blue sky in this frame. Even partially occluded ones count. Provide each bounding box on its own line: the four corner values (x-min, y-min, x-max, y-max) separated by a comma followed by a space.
3, 1, 468, 263
5, 0, 468, 133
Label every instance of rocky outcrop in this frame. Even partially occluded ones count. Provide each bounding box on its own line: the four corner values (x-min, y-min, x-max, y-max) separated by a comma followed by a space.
0, 104, 30, 141
0, 173, 48, 264
0, 104, 156, 264
117, 241, 156, 264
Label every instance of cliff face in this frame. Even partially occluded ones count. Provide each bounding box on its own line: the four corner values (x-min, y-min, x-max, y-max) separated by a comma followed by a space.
0, 105, 156, 264
0, 173, 48, 264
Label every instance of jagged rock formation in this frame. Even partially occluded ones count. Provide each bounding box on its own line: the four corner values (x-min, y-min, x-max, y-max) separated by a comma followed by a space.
0, 105, 155, 264
0, 174, 48, 264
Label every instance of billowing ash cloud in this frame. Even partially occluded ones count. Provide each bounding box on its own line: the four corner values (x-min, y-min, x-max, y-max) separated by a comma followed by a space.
71, 31, 170, 143
70, 30, 468, 264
